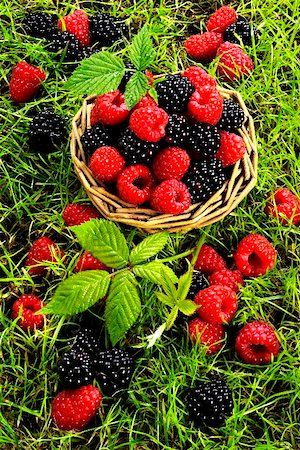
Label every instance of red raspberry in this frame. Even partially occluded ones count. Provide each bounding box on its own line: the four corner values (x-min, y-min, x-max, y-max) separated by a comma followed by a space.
195, 285, 237, 324
194, 244, 227, 275
145, 70, 154, 86
117, 165, 155, 205
188, 318, 225, 355
265, 188, 300, 225
26, 237, 64, 276
209, 269, 244, 293
184, 32, 223, 62
58, 10, 90, 46
90, 91, 129, 126
89, 146, 125, 183
216, 130, 246, 167
235, 321, 280, 365
75, 251, 109, 272
207, 6, 237, 33
51, 385, 102, 431
62, 203, 100, 227
217, 42, 254, 81
129, 107, 169, 142
150, 179, 191, 215
152, 147, 190, 181
9, 61, 46, 103
11, 294, 45, 330
182, 66, 217, 90
234, 234, 276, 277
135, 94, 157, 110
188, 86, 223, 126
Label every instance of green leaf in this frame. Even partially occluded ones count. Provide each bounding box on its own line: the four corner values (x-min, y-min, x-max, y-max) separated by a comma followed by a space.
65, 51, 125, 96
165, 306, 179, 330
40, 271, 110, 315
129, 232, 169, 265
160, 266, 178, 299
72, 219, 129, 269
133, 261, 178, 285
124, 71, 150, 109
177, 270, 193, 302
129, 25, 156, 71
105, 271, 141, 345
156, 292, 176, 307
146, 323, 166, 348
148, 86, 158, 103
177, 299, 199, 316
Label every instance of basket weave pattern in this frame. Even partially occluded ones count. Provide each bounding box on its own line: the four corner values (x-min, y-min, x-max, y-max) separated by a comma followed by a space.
71, 87, 257, 233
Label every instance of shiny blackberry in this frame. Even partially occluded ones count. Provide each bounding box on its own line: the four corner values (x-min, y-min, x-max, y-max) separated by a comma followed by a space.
58, 349, 94, 388
118, 128, 160, 165
217, 100, 245, 132
80, 124, 113, 159
224, 18, 257, 46
188, 123, 220, 160
23, 12, 56, 38
188, 271, 208, 298
90, 13, 128, 47
156, 74, 195, 114
71, 328, 100, 355
165, 114, 191, 146
28, 110, 66, 153
187, 378, 233, 427
48, 31, 83, 62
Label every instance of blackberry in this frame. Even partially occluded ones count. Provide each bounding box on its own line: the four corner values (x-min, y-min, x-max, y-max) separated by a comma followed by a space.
118, 128, 160, 165
71, 328, 100, 355
188, 124, 220, 160
93, 348, 134, 396
188, 271, 208, 298
90, 13, 128, 47
58, 348, 94, 388
23, 12, 56, 38
28, 110, 66, 153
48, 31, 84, 62
81, 124, 113, 160
156, 74, 195, 114
224, 18, 257, 47
217, 100, 245, 132
187, 378, 233, 427
119, 63, 135, 92
165, 114, 191, 147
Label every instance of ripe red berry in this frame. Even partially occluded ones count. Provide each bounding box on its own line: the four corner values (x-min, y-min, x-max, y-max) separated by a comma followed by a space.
26, 237, 64, 276
58, 10, 90, 46
195, 285, 237, 324
9, 61, 46, 103
188, 318, 225, 355
265, 188, 300, 225
207, 6, 237, 33
89, 146, 125, 183
188, 86, 223, 126
152, 147, 190, 181
182, 66, 217, 90
11, 294, 45, 330
51, 385, 102, 431
216, 130, 246, 167
217, 42, 254, 81
184, 32, 223, 62
194, 244, 227, 275
150, 179, 191, 215
75, 251, 109, 272
135, 94, 157, 110
235, 321, 280, 365
129, 106, 169, 142
90, 91, 129, 126
209, 269, 244, 293
62, 203, 100, 227
117, 165, 155, 205
234, 234, 276, 277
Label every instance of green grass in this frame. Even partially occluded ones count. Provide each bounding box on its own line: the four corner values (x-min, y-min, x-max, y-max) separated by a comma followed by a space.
1, 0, 300, 448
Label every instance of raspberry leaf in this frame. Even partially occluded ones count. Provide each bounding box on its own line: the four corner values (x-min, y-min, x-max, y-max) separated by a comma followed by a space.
165, 306, 179, 330
129, 232, 169, 265
156, 292, 176, 307
124, 71, 150, 109
177, 270, 193, 302
129, 25, 156, 71
133, 261, 178, 285
177, 299, 199, 316
160, 266, 178, 299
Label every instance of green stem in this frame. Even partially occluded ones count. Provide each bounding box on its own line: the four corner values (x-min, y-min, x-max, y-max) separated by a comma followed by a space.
190, 225, 212, 267
157, 248, 194, 264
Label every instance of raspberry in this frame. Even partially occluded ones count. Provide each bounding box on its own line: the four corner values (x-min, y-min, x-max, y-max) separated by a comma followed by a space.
188, 271, 209, 298
23, 12, 56, 38
207, 6, 237, 34
265, 188, 300, 225
58, 10, 90, 47
217, 42, 254, 81
187, 378, 233, 427
62, 203, 100, 226
188, 86, 223, 126
51, 385, 102, 431
58, 348, 94, 388
117, 165, 155, 205
89, 146, 125, 183
150, 179, 191, 215
184, 32, 223, 63
195, 285, 237, 324
135, 94, 157, 109
235, 321, 280, 365
9, 61, 46, 103
188, 123, 220, 160
156, 74, 195, 114
129, 107, 168, 142
188, 318, 225, 355
217, 99, 245, 131
89, 13, 128, 46
165, 114, 191, 147
47, 31, 84, 62
216, 131, 246, 167
11, 294, 45, 330
75, 251, 109, 272
182, 66, 217, 90
234, 234, 276, 277
224, 18, 257, 47
209, 269, 244, 293
194, 244, 227, 275
28, 110, 66, 153
152, 147, 190, 181
117, 128, 161, 165
90, 91, 129, 127
26, 237, 64, 276
80, 124, 113, 160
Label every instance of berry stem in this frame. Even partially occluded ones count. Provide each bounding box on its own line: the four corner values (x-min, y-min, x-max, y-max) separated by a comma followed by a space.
191, 226, 212, 267
156, 248, 194, 263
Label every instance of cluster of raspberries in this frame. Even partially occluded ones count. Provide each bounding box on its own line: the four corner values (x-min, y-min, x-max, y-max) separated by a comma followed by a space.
82, 67, 247, 215
184, 6, 257, 81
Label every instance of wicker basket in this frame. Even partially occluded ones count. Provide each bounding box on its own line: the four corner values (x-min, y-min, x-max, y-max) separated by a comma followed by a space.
71, 87, 257, 233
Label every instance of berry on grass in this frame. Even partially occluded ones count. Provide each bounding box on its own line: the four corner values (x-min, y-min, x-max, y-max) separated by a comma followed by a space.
234, 234, 276, 277
217, 42, 254, 81
72, 328, 100, 355
90, 91, 129, 127
28, 110, 66, 153
156, 74, 195, 114
188, 123, 220, 160
184, 32, 223, 63
58, 349, 94, 388
224, 18, 257, 47
194, 244, 227, 275
195, 285, 237, 324
58, 10, 90, 47
207, 6, 237, 34
89, 146, 125, 183
47, 31, 89, 62
152, 147, 190, 181
117, 128, 161, 165
188, 318, 225, 355
150, 179, 191, 215
182, 66, 217, 90
129, 107, 169, 142
23, 12, 56, 38
188, 271, 209, 298
117, 165, 155, 205
26, 236, 64, 276
216, 130, 246, 167
9, 61, 46, 103
62, 203, 100, 226
235, 321, 280, 365
188, 86, 223, 126
80, 124, 113, 160
209, 269, 244, 293
75, 251, 109, 272
11, 294, 45, 330
217, 99, 245, 131
89, 13, 127, 46
265, 188, 300, 225
165, 114, 191, 147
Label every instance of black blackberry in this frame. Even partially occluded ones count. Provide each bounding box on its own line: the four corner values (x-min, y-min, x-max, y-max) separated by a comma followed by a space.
188, 123, 220, 160
188, 271, 208, 298
80, 124, 114, 160
224, 18, 257, 46
118, 128, 160, 165
217, 100, 245, 132
156, 74, 195, 114
71, 328, 100, 355
90, 13, 128, 47
187, 378, 233, 427
28, 110, 66, 153
23, 12, 56, 38
57, 348, 94, 388
93, 349, 134, 396
119, 63, 136, 92
47, 31, 83, 62
165, 114, 191, 147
